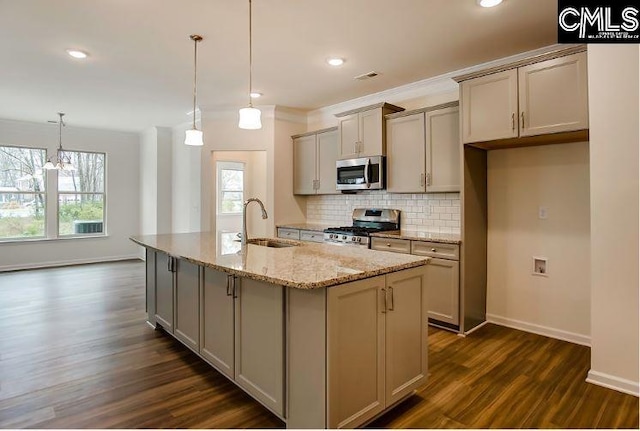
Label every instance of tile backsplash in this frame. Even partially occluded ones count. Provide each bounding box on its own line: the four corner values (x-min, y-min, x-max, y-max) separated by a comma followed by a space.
306, 191, 460, 233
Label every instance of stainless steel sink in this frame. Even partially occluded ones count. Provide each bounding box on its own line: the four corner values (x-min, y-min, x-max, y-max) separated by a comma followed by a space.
247, 238, 300, 248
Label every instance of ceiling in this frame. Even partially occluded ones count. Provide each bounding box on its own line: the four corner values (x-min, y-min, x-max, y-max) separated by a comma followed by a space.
0, 0, 558, 132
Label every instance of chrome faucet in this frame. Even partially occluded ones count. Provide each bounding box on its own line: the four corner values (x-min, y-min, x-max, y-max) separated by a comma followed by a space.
242, 198, 268, 245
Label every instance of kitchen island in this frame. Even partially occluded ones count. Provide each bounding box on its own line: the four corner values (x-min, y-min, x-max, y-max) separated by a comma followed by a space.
131, 232, 429, 429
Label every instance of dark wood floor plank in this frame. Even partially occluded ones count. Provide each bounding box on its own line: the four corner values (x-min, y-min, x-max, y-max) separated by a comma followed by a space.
0, 261, 637, 429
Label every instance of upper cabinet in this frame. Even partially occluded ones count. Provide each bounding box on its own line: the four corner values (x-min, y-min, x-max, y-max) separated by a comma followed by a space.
293, 127, 340, 195
336, 103, 404, 159
457, 48, 588, 147
386, 102, 460, 193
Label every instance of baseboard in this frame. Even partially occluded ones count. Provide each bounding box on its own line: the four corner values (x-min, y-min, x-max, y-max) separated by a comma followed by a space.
486, 313, 591, 346
587, 370, 640, 397
0, 254, 142, 272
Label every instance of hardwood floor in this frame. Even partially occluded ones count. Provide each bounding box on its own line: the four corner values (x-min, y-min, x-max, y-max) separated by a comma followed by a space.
0, 261, 637, 429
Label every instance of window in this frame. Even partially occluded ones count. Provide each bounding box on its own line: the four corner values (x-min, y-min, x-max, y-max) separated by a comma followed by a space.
0, 146, 47, 240
58, 151, 105, 236
217, 161, 244, 215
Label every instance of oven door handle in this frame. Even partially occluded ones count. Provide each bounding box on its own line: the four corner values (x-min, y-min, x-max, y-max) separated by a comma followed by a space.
364, 158, 370, 188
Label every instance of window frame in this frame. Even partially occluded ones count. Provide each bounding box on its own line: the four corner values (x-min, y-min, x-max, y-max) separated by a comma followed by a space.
216, 161, 245, 216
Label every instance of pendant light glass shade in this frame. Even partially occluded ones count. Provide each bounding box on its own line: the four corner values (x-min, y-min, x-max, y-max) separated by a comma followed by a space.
239, 0, 262, 130
185, 34, 204, 146
184, 128, 204, 146
238, 106, 262, 130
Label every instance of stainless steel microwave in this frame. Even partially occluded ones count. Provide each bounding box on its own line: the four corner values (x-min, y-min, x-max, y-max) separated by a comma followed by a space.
336, 156, 385, 191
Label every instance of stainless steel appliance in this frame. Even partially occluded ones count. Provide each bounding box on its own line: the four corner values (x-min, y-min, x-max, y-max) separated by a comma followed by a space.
336, 156, 385, 191
323, 208, 400, 246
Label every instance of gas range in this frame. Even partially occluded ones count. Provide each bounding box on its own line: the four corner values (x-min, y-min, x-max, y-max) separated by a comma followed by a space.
323, 209, 400, 247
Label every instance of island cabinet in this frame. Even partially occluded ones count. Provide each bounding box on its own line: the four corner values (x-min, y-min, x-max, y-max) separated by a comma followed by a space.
287, 266, 428, 429
200, 267, 285, 417
154, 251, 175, 332
386, 102, 460, 193
459, 49, 588, 146
336, 102, 404, 159
293, 127, 340, 195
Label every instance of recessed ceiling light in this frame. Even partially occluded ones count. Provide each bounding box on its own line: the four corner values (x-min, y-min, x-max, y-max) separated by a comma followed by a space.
327, 58, 345, 67
66, 49, 88, 59
477, 0, 503, 7
250, 92, 262, 99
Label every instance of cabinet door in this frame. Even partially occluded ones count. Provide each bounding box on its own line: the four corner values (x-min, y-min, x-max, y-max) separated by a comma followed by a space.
174, 259, 200, 351
425, 258, 459, 326
201, 268, 235, 379
316, 129, 340, 194
235, 278, 285, 417
145, 249, 156, 327
359, 108, 384, 157
327, 276, 386, 429
386, 113, 426, 193
518, 52, 588, 136
338, 113, 360, 158
425, 106, 460, 192
460, 69, 518, 143
155, 252, 174, 332
384, 267, 428, 406
293, 135, 317, 195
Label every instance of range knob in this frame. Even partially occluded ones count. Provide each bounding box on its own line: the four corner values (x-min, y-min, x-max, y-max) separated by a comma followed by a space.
351, 237, 357, 241
342, 235, 347, 240
357, 237, 362, 243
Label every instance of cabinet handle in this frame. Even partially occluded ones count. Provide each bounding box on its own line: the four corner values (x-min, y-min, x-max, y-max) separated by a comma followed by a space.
381, 288, 387, 313
232, 276, 238, 299
521, 112, 525, 129
426, 173, 432, 186
226, 274, 233, 296
167, 256, 172, 272
511, 113, 515, 131
388, 286, 394, 311
420, 173, 425, 187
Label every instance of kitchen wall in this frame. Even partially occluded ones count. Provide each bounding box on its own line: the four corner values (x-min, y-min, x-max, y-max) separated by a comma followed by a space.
307, 192, 460, 233
486, 142, 591, 345
586, 44, 639, 396
0, 118, 141, 271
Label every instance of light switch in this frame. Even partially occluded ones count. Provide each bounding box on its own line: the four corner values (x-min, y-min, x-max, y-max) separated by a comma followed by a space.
538, 206, 548, 219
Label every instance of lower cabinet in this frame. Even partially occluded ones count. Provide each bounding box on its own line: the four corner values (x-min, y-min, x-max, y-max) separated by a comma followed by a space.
155, 251, 174, 332
326, 267, 428, 429
174, 259, 200, 352
201, 268, 235, 378
423, 258, 459, 327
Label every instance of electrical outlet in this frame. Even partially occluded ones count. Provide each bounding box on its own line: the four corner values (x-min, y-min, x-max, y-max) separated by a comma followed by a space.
533, 257, 548, 276
538, 206, 548, 220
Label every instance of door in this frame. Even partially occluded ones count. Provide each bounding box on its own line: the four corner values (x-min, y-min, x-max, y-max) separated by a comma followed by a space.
425, 258, 460, 326
384, 267, 428, 406
316, 129, 340, 194
359, 108, 384, 157
201, 268, 236, 378
518, 51, 588, 136
174, 259, 200, 352
155, 251, 174, 332
327, 276, 386, 429
425, 106, 460, 192
293, 134, 317, 195
461, 69, 518, 143
339, 113, 360, 158
234, 278, 285, 416
386, 113, 426, 193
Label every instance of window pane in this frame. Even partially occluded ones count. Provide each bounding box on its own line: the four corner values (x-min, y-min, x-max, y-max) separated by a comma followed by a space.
58, 194, 104, 235
0, 146, 46, 191
58, 152, 105, 192
220, 169, 243, 191
221, 191, 243, 213
0, 193, 45, 239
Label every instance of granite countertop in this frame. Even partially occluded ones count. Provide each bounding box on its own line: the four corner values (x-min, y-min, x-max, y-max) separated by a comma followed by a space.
276, 222, 335, 232
370, 230, 461, 244
130, 232, 428, 290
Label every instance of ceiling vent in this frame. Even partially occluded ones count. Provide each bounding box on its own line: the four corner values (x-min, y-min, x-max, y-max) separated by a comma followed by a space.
354, 71, 379, 80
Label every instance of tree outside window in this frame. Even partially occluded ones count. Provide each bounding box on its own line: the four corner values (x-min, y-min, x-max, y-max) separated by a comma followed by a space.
0, 146, 46, 240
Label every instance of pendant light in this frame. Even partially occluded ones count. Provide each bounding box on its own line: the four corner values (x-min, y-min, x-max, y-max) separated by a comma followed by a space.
238, 0, 262, 130
185, 34, 204, 146
44, 112, 75, 171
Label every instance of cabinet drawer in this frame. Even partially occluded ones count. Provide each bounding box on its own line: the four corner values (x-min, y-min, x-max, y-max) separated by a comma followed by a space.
370, 237, 411, 254
277, 228, 300, 240
299, 230, 324, 243
411, 241, 459, 260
